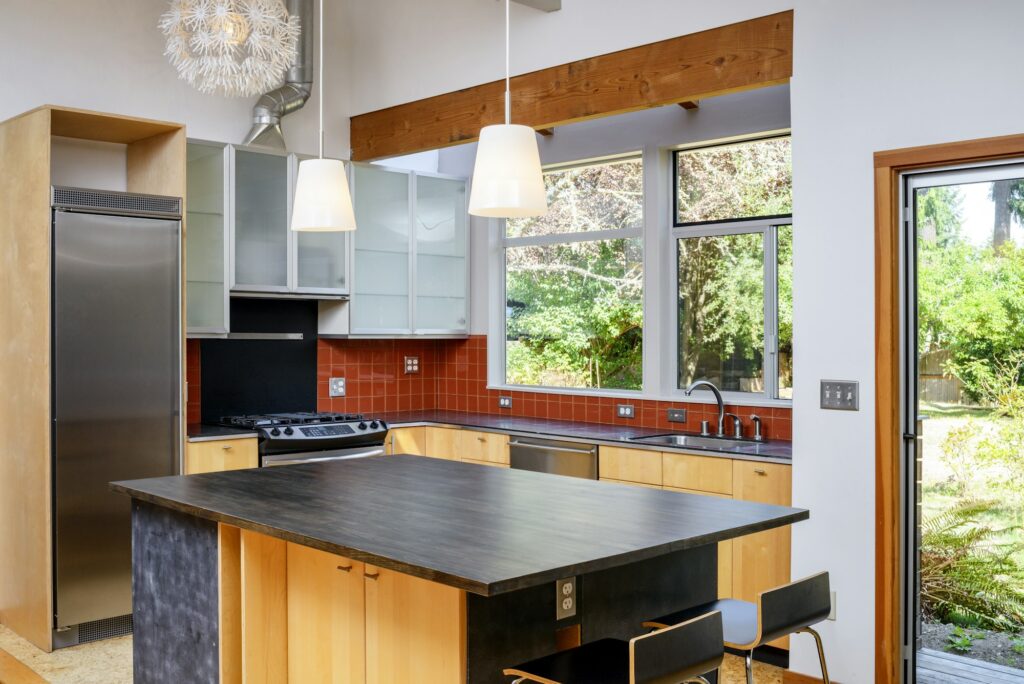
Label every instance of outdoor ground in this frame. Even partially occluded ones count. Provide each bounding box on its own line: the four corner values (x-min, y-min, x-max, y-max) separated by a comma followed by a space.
922, 620, 1024, 670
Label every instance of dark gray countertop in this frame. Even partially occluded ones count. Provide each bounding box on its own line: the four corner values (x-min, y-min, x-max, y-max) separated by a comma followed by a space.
186, 424, 259, 442
378, 410, 792, 461
112, 455, 807, 596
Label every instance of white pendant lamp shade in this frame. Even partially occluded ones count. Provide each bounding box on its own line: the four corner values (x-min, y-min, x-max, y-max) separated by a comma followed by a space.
468, 124, 547, 218
291, 159, 356, 231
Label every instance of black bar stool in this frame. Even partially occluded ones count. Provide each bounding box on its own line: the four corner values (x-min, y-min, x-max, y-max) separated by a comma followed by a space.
503, 611, 723, 684
642, 572, 832, 684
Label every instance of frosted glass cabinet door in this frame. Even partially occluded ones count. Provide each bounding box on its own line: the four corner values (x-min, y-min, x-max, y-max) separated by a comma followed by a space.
233, 148, 289, 290
185, 142, 228, 333
295, 157, 348, 293
414, 175, 468, 331
352, 165, 411, 331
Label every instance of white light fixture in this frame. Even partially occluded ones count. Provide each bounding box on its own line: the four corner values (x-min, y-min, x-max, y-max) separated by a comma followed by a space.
290, 0, 356, 232
159, 0, 300, 97
468, 0, 547, 218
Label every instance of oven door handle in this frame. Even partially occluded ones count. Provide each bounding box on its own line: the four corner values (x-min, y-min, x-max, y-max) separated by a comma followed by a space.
266, 447, 386, 467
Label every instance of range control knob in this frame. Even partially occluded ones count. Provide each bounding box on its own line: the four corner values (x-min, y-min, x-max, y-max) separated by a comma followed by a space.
284, 427, 294, 436
270, 428, 281, 436
358, 422, 368, 430
369, 421, 379, 429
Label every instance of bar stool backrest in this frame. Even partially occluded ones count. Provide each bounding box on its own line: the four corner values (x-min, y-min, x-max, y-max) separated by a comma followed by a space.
758, 571, 831, 645
629, 611, 723, 684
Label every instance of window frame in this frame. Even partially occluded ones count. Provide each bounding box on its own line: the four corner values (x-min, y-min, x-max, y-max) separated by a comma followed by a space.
496, 152, 646, 396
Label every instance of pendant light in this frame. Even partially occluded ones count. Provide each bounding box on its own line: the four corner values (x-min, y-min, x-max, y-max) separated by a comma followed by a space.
468, 0, 547, 218
291, 0, 356, 232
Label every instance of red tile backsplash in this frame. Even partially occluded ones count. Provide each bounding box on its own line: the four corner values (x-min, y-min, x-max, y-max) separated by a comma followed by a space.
186, 339, 201, 425
192, 335, 792, 441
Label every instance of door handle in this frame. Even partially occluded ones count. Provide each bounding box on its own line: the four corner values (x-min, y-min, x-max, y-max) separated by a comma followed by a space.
337, 563, 353, 572
754, 468, 767, 476
508, 441, 597, 456
221, 444, 233, 451
365, 570, 380, 580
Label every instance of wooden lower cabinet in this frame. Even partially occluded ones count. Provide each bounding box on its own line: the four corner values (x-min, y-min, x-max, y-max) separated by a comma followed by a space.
222, 527, 465, 683
185, 437, 258, 474
425, 427, 509, 464
386, 426, 427, 456
461, 458, 509, 468
662, 452, 732, 495
598, 446, 662, 486
731, 460, 793, 648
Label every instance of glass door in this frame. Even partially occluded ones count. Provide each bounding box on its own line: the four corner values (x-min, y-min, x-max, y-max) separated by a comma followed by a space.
904, 162, 1024, 682
413, 173, 468, 333
185, 141, 229, 334
232, 146, 290, 292
292, 154, 350, 295
351, 164, 412, 332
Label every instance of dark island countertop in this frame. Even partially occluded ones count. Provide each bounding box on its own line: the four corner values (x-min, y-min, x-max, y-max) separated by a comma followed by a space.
113, 455, 807, 596
378, 410, 792, 461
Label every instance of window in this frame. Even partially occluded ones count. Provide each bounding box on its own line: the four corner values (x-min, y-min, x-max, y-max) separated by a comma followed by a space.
504, 156, 644, 391
673, 136, 793, 399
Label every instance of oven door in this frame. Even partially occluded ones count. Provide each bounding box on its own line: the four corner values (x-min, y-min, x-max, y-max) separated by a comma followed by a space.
261, 445, 386, 467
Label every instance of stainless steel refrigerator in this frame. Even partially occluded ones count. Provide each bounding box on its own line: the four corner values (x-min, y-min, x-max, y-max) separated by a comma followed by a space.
51, 187, 181, 647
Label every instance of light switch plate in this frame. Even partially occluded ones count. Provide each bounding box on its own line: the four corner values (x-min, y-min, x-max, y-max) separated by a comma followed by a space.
555, 577, 577, 620
616, 404, 635, 419
499, 396, 513, 409
329, 377, 346, 397
821, 380, 859, 410
404, 356, 420, 374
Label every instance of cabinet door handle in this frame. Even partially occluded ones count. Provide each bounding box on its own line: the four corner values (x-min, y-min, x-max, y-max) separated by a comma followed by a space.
221, 445, 233, 451
365, 570, 380, 580
337, 564, 353, 572
754, 468, 767, 476
477, 436, 486, 442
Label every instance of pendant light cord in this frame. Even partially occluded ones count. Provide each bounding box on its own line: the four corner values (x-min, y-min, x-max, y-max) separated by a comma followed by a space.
505, 0, 511, 125
318, 0, 325, 159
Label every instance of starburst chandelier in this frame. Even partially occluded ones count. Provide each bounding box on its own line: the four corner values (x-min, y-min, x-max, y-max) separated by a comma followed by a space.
159, 0, 300, 97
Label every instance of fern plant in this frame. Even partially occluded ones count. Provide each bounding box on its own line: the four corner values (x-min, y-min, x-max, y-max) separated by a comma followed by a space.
920, 499, 1024, 629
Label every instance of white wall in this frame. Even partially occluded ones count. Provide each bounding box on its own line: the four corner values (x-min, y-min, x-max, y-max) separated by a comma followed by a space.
345, 1, 1024, 681
0, 0, 352, 157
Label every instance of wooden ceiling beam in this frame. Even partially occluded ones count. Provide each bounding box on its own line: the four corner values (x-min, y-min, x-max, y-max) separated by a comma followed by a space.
536, 128, 554, 137
678, 101, 700, 110
350, 11, 792, 161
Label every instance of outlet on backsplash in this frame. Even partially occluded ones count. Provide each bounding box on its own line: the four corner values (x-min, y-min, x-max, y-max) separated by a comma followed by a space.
616, 404, 635, 419
667, 408, 687, 423
498, 396, 513, 409
404, 356, 420, 374
329, 377, 346, 397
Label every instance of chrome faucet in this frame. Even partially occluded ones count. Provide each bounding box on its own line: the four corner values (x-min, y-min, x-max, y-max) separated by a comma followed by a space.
684, 380, 726, 437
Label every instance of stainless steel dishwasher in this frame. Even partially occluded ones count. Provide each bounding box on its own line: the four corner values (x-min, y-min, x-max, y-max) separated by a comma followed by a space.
508, 437, 598, 479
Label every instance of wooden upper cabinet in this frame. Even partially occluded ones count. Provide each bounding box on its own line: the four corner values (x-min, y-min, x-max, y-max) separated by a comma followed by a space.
662, 452, 733, 495
185, 438, 258, 474
425, 428, 508, 464
598, 446, 662, 486
386, 427, 427, 456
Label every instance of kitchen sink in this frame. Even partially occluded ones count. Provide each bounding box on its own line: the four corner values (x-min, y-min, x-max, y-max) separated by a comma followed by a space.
628, 433, 791, 458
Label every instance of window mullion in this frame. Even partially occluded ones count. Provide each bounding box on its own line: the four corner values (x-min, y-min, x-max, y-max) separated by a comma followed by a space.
764, 225, 779, 400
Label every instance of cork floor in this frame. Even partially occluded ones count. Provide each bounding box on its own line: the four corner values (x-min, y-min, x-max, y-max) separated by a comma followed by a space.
0, 624, 781, 683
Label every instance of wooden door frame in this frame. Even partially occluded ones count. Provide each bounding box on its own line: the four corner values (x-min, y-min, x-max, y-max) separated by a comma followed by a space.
875, 133, 1024, 683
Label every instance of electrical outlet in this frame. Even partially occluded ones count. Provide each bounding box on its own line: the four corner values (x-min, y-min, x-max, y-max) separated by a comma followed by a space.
555, 577, 576, 620
404, 356, 420, 374
498, 396, 513, 409
329, 377, 346, 397
667, 408, 687, 423
616, 404, 635, 419
828, 590, 837, 621
820, 380, 859, 410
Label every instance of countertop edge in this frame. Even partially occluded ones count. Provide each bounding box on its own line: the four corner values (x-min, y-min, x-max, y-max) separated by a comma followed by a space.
112, 480, 808, 596
186, 432, 259, 443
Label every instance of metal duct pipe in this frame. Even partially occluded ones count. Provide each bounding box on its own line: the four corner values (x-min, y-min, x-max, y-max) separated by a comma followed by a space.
241, 0, 314, 148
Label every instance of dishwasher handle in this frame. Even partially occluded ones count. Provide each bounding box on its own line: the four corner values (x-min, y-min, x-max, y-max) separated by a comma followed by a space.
508, 440, 596, 456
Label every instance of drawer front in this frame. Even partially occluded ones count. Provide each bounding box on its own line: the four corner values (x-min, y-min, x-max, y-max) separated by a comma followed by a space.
732, 461, 791, 506
599, 477, 662, 490
387, 427, 426, 456
662, 452, 733, 495
185, 438, 259, 474
425, 427, 509, 463
598, 446, 662, 486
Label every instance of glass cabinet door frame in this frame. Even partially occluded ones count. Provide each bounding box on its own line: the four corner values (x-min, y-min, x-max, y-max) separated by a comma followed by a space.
349, 163, 470, 337
185, 139, 231, 337
228, 143, 294, 295
410, 168, 470, 336
289, 153, 352, 297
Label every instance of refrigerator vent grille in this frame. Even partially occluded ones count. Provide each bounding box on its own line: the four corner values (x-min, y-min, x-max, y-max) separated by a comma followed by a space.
52, 186, 181, 217
77, 613, 134, 644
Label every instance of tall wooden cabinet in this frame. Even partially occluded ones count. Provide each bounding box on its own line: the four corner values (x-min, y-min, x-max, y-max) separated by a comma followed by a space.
0, 106, 186, 652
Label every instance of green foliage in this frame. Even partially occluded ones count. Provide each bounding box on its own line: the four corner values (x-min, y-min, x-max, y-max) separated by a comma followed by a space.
1012, 638, 1024, 656
920, 499, 1024, 630
946, 625, 977, 653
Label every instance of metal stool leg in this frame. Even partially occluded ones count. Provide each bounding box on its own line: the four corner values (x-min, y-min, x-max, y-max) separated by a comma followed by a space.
745, 651, 754, 684
800, 627, 831, 684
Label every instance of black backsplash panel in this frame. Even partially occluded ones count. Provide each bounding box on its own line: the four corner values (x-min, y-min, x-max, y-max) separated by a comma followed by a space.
200, 298, 317, 421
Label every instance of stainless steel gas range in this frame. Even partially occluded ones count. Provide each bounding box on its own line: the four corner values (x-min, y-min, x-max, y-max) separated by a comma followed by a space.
216, 412, 389, 467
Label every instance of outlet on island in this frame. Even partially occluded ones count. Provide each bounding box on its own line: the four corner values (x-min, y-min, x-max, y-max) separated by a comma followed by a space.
555, 577, 577, 619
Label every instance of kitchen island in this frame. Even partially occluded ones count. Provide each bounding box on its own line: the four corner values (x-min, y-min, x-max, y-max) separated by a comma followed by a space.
113, 454, 807, 684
